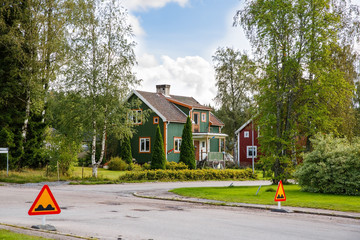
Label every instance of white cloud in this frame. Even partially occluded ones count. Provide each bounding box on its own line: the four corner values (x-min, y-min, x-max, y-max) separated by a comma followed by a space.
123, 0, 189, 12
135, 54, 217, 106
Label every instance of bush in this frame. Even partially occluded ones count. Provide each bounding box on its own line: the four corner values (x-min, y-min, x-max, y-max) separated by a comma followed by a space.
151, 125, 166, 169
46, 129, 81, 176
166, 161, 188, 170
179, 117, 196, 169
108, 157, 128, 171
118, 168, 255, 182
294, 133, 360, 195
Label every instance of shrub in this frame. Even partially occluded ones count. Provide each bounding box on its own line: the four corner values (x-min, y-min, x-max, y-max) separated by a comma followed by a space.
119, 168, 255, 182
294, 133, 360, 195
151, 125, 166, 169
142, 163, 151, 170
179, 117, 196, 169
166, 161, 188, 170
108, 157, 128, 171
120, 136, 132, 164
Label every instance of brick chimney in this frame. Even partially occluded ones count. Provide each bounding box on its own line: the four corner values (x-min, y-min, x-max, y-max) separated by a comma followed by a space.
156, 84, 170, 96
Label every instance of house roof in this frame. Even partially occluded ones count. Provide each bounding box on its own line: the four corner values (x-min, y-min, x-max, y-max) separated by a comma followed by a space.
210, 112, 224, 126
135, 90, 188, 123
129, 89, 222, 126
166, 95, 213, 110
235, 118, 253, 135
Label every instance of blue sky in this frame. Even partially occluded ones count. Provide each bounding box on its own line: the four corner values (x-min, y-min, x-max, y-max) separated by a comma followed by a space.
132, 0, 243, 59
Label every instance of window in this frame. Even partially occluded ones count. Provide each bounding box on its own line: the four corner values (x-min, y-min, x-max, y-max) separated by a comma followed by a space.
139, 138, 150, 153
201, 141, 205, 148
193, 112, 199, 125
244, 131, 249, 138
153, 117, 159, 124
129, 110, 142, 125
174, 137, 182, 153
201, 113, 206, 122
247, 146, 257, 158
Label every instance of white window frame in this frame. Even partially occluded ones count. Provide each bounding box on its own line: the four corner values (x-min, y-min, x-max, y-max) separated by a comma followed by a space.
244, 131, 249, 138
139, 137, 150, 153
201, 112, 206, 122
246, 146, 257, 158
174, 137, 182, 153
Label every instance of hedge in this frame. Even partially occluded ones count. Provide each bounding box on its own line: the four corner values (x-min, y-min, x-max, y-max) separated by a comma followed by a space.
118, 168, 255, 181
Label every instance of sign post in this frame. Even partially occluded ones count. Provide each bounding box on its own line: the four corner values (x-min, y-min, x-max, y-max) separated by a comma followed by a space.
0, 148, 9, 176
274, 180, 286, 211
28, 185, 61, 230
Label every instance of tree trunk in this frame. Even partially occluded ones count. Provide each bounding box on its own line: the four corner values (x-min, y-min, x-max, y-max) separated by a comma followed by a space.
91, 120, 97, 177
22, 90, 31, 142
98, 117, 107, 166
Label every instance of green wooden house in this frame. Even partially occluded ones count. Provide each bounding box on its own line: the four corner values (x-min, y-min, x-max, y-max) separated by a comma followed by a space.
127, 84, 227, 164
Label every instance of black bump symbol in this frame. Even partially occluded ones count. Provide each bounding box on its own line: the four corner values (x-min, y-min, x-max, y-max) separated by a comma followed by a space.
35, 204, 55, 211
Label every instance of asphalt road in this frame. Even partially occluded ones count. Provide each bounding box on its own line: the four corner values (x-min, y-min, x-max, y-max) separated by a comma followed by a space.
0, 181, 359, 240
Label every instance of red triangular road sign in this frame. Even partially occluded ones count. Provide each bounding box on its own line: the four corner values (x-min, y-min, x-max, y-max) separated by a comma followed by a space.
28, 185, 61, 215
274, 180, 286, 202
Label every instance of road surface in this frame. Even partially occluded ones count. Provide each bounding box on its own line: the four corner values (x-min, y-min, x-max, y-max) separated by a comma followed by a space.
0, 181, 359, 240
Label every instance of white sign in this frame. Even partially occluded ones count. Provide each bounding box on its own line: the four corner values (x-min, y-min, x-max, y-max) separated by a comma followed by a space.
0, 148, 9, 154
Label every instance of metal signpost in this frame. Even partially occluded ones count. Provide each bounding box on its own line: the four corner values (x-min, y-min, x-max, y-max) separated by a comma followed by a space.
0, 148, 9, 176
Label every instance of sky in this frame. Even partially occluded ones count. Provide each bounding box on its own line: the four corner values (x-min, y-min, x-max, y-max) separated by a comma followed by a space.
122, 0, 360, 107
122, 0, 249, 107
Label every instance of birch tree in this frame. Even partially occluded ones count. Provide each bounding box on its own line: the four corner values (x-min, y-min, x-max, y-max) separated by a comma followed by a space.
212, 47, 257, 153
64, 0, 138, 177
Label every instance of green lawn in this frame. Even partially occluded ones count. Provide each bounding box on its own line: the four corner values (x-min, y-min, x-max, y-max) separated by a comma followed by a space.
0, 229, 52, 240
72, 167, 126, 180
0, 167, 126, 183
170, 185, 360, 212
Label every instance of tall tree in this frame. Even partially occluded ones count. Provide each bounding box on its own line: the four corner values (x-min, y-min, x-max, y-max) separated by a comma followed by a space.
212, 47, 257, 153
151, 125, 166, 170
63, 0, 138, 177
179, 117, 196, 169
235, 0, 358, 183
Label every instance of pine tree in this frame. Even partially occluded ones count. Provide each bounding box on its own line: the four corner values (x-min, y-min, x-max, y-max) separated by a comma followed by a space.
179, 117, 196, 169
120, 136, 132, 164
151, 125, 166, 170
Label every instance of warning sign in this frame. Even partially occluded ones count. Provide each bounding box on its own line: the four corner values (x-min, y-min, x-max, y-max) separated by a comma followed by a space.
28, 185, 61, 216
274, 180, 286, 202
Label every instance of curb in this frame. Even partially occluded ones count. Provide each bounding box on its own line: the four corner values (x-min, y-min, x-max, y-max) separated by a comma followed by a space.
0, 223, 95, 240
133, 192, 360, 220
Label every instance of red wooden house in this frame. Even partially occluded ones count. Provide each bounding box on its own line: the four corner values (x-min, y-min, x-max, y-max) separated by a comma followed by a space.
235, 119, 259, 167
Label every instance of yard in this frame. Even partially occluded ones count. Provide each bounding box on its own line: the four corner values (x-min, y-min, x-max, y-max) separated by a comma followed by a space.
170, 184, 360, 212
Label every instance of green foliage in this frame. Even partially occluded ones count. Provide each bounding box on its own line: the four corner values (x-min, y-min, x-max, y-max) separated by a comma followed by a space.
166, 161, 188, 170
119, 168, 255, 181
120, 136, 132, 164
107, 157, 128, 171
142, 163, 151, 170
151, 125, 166, 169
179, 117, 196, 169
46, 128, 81, 176
295, 133, 360, 195
235, 0, 358, 183
212, 47, 257, 152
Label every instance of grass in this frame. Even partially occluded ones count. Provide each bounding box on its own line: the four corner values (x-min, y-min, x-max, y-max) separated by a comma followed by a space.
0, 167, 126, 184
0, 229, 52, 240
170, 184, 360, 213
